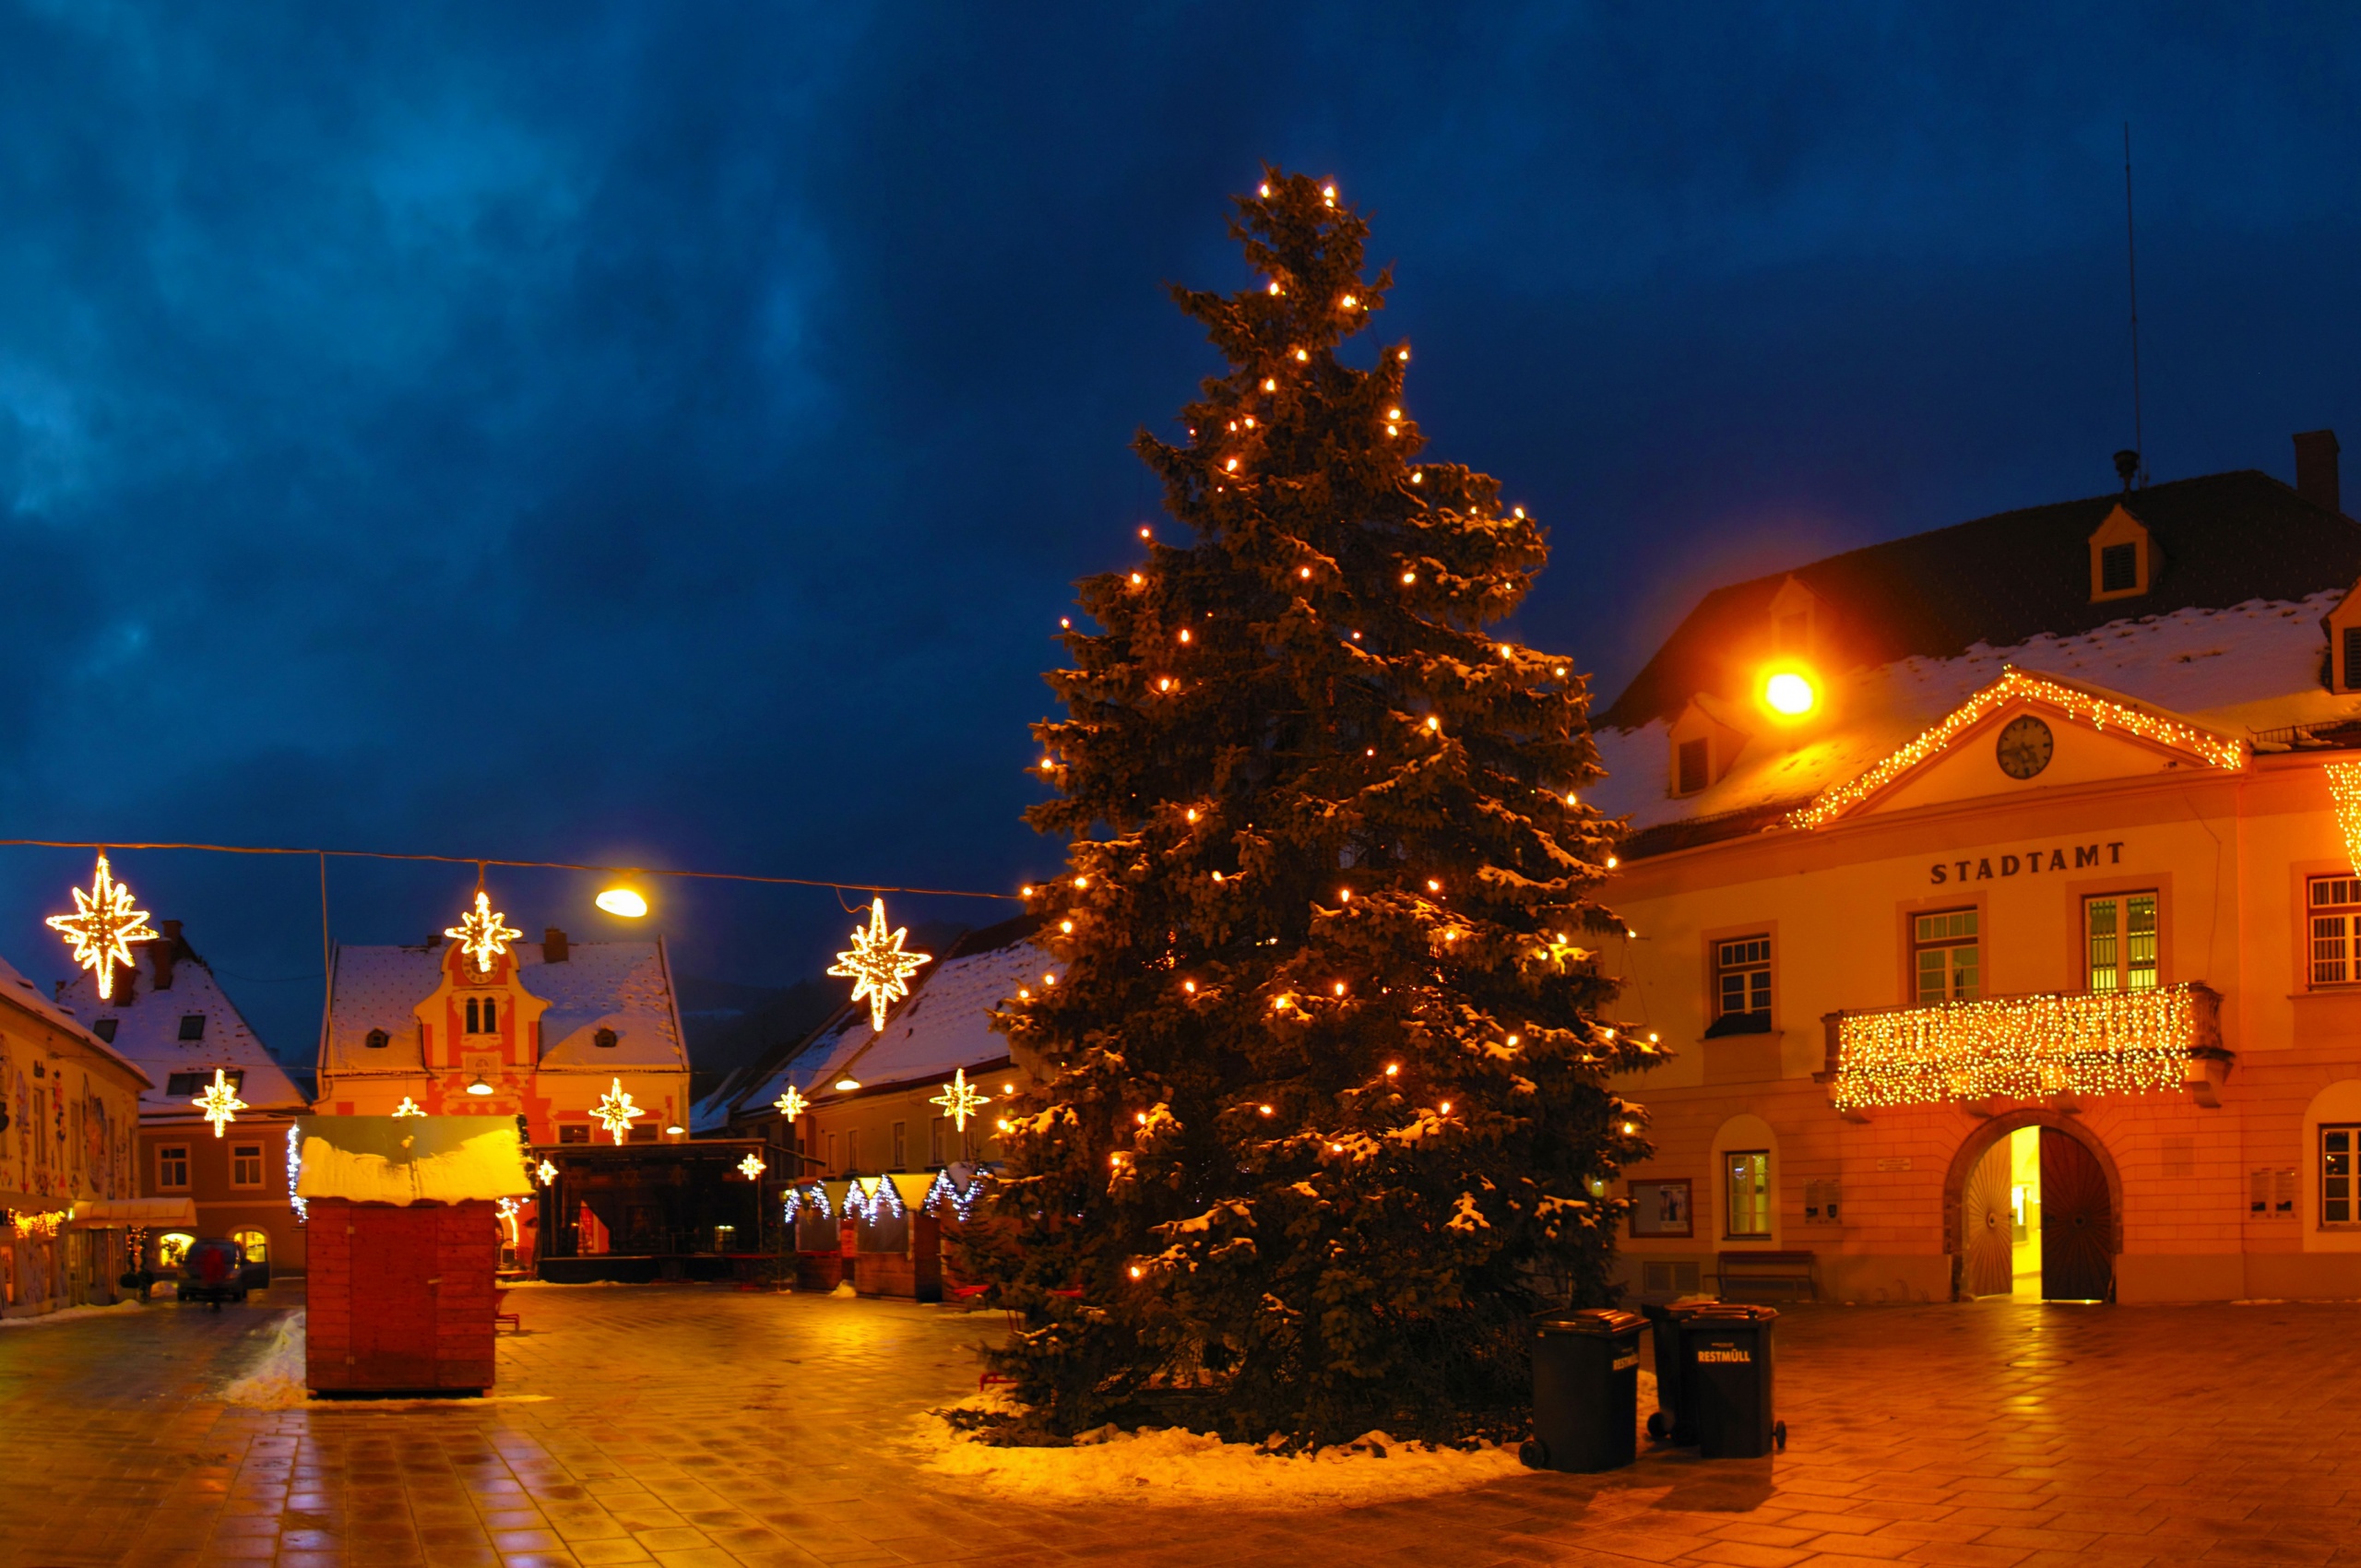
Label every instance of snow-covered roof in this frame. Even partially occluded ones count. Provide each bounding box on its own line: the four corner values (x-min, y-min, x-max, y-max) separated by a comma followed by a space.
715, 919, 1054, 1124
0, 953, 151, 1088
319, 939, 687, 1076
294, 1116, 535, 1205
61, 934, 303, 1116
1594, 593, 2359, 841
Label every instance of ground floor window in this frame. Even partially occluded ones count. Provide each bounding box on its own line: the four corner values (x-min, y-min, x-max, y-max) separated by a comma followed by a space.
156, 1232, 195, 1269
1725, 1150, 1771, 1238
2325, 1125, 2360, 1226
230, 1228, 268, 1265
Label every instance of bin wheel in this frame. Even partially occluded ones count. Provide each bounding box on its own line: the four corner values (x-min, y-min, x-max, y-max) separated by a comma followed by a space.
1645, 1410, 1671, 1443
1518, 1438, 1548, 1469
1773, 1420, 1787, 1452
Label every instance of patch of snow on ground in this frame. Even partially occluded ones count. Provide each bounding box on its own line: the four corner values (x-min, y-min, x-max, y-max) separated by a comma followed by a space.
220, 1310, 308, 1408
0, 1299, 146, 1329
913, 1408, 1525, 1508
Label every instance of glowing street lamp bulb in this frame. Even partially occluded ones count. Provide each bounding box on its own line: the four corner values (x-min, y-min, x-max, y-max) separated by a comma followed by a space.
1765, 670, 1818, 717
835, 1076, 861, 1092
466, 1075, 493, 1097
596, 887, 648, 918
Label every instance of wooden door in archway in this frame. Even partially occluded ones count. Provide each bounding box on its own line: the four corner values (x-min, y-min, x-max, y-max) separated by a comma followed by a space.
2040, 1129, 2113, 1301
1960, 1136, 2015, 1297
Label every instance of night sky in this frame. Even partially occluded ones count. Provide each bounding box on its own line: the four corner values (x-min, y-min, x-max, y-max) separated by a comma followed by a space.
3, 5, 2358, 1060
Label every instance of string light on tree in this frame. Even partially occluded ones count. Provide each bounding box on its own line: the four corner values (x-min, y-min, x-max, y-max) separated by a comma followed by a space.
46, 853, 159, 1002
929, 1066, 989, 1132
445, 887, 523, 973
828, 897, 933, 1033
192, 1068, 247, 1138
591, 1077, 645, 1145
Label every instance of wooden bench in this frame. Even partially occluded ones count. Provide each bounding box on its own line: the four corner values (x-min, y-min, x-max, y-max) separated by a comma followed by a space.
1715, 1250, 1817, 1302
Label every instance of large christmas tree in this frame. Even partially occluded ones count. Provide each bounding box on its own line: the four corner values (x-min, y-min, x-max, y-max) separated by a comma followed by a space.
983, 169, 1655, 1444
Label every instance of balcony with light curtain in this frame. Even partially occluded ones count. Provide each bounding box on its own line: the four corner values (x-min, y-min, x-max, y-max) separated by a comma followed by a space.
1820, 982, 2227, 1114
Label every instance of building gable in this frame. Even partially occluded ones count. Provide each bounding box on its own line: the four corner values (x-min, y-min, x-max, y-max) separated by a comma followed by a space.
1786, 668, 2246, 829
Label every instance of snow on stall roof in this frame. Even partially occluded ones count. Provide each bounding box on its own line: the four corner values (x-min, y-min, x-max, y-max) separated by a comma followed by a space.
0, 952, 151, 1088
320, 941, 686, 1075
295, 1116, 535, 1204
63, 944, 303, 1114
1592, 594, 2356, 834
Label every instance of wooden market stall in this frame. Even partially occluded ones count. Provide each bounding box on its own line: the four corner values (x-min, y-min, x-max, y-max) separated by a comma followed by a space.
788, 1169, 989, 1301
294, 1116, 532, 1395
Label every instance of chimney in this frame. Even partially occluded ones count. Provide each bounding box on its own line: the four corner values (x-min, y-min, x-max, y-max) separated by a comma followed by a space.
155, 919, 182, 990
543, 927, 569, 964
2296, 429, 2342, 515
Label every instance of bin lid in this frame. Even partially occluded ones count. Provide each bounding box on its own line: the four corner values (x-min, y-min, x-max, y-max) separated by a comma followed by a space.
1534, 1307, 1646, 1336
1677, 1302, 1779, 1324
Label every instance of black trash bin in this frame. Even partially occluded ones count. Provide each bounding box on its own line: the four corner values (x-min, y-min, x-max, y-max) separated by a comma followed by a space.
1523, 1308, 1645, 1472
1679, 1303, 1778, 1458
1640, 1302, 1695, 1443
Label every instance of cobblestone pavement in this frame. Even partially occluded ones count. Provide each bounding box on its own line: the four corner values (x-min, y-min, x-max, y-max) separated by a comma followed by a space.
4, 1286, 2359, 1568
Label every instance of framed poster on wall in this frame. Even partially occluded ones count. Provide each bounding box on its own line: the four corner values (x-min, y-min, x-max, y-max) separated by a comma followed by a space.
1628, 1178, 1693, 1239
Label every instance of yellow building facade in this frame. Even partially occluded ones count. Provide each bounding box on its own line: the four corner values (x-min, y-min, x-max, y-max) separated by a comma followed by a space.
1595, 455, 2361, 1303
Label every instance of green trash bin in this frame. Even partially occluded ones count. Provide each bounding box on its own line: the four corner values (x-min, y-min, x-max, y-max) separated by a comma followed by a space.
1678, 1303, 1779, 1458
1522, 1308, 1645, 1472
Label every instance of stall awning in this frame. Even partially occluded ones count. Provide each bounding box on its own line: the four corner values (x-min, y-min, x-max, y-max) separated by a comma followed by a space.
72, 1197, 198, 1229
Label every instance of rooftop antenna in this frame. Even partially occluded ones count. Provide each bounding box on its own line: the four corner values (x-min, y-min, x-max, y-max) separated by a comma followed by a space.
2122, 122, 2147, 489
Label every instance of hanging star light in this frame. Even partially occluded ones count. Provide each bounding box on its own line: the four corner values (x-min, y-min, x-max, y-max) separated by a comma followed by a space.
828, 897, 932, 1034
773, 1085, 809, 1122
929, 1067, 990, 1132
192, 1068, 247, 1139
536, 1158, 558, 1186
46, 853, 160, 1002
445, 888, 523, 974
738, 1152, 767, 1182
392, 1097, 426, 1118
591, 1077, 644, 1145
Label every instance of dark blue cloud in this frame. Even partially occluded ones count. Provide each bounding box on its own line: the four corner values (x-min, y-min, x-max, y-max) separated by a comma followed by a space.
1, 1, 2358, 1052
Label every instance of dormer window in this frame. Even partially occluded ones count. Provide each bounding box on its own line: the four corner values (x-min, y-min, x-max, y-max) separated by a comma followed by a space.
1668, 696, 1750, 800
595, 1028, 619, 1049
365, 1028, 389, 1050
177, 1015, 206, 1041
1765, 576, 1821, 657
1677, 738, 1709, 795
93, 1018, 118, 1042
2087, 504, 2158, 603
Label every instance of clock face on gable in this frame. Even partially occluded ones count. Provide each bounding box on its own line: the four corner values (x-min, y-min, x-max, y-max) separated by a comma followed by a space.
1995, 714, 2055, 779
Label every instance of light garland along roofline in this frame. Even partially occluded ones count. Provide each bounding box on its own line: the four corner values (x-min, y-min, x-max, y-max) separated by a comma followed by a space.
1829, 980, 2224, 1112
1784, 666, 2248, 832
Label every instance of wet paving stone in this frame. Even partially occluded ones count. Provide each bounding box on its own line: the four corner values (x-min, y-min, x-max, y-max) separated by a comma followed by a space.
6, 1286, 2361, 1565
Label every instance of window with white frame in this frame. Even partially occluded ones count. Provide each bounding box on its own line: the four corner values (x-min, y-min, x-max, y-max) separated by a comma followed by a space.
2310, 877, 2361, 987
230, 1143, 264, 1189
2324, 1125, 2361, 1227
1725, 1150, 1771, 1239
1913, 909, 1979, 1004
1706, 936, 1773, 1036
2084, 892, 2159, 992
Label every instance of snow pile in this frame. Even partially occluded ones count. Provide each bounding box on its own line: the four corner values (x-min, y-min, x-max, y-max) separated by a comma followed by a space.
220, 1311, 308, 1408
0, 1299, 145, 1329
913, 1410, 1525, 1507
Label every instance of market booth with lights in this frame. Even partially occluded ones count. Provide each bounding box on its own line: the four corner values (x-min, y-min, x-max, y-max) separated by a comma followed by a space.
531, 1134, 781, 1282
1590, 457, 2361, 1305
294, 1115, 532, 1394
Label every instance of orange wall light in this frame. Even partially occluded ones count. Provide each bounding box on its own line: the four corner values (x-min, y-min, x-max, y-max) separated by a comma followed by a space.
1762, 667, 1819, 719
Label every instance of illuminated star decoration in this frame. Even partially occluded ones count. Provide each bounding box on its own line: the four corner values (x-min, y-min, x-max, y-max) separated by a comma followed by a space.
828, 897, 932, 1034
536, 1159, 558, 1186
738, 1153, 767, 1182
445, 888, 523, 974
192, 1069, 247, 1139
392, 1098, 426, 1118
929, 1067, 989, 1132
773, 1085, 809, 1123
591, 1077, 644, 1146
47, 853, 160, 1003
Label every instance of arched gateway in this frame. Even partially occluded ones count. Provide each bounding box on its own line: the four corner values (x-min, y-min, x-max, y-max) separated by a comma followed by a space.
1941, 1111, 2121, 1302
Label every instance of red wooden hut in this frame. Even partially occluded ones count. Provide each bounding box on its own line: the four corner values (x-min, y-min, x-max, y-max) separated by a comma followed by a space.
294, 1116, 532, 1395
